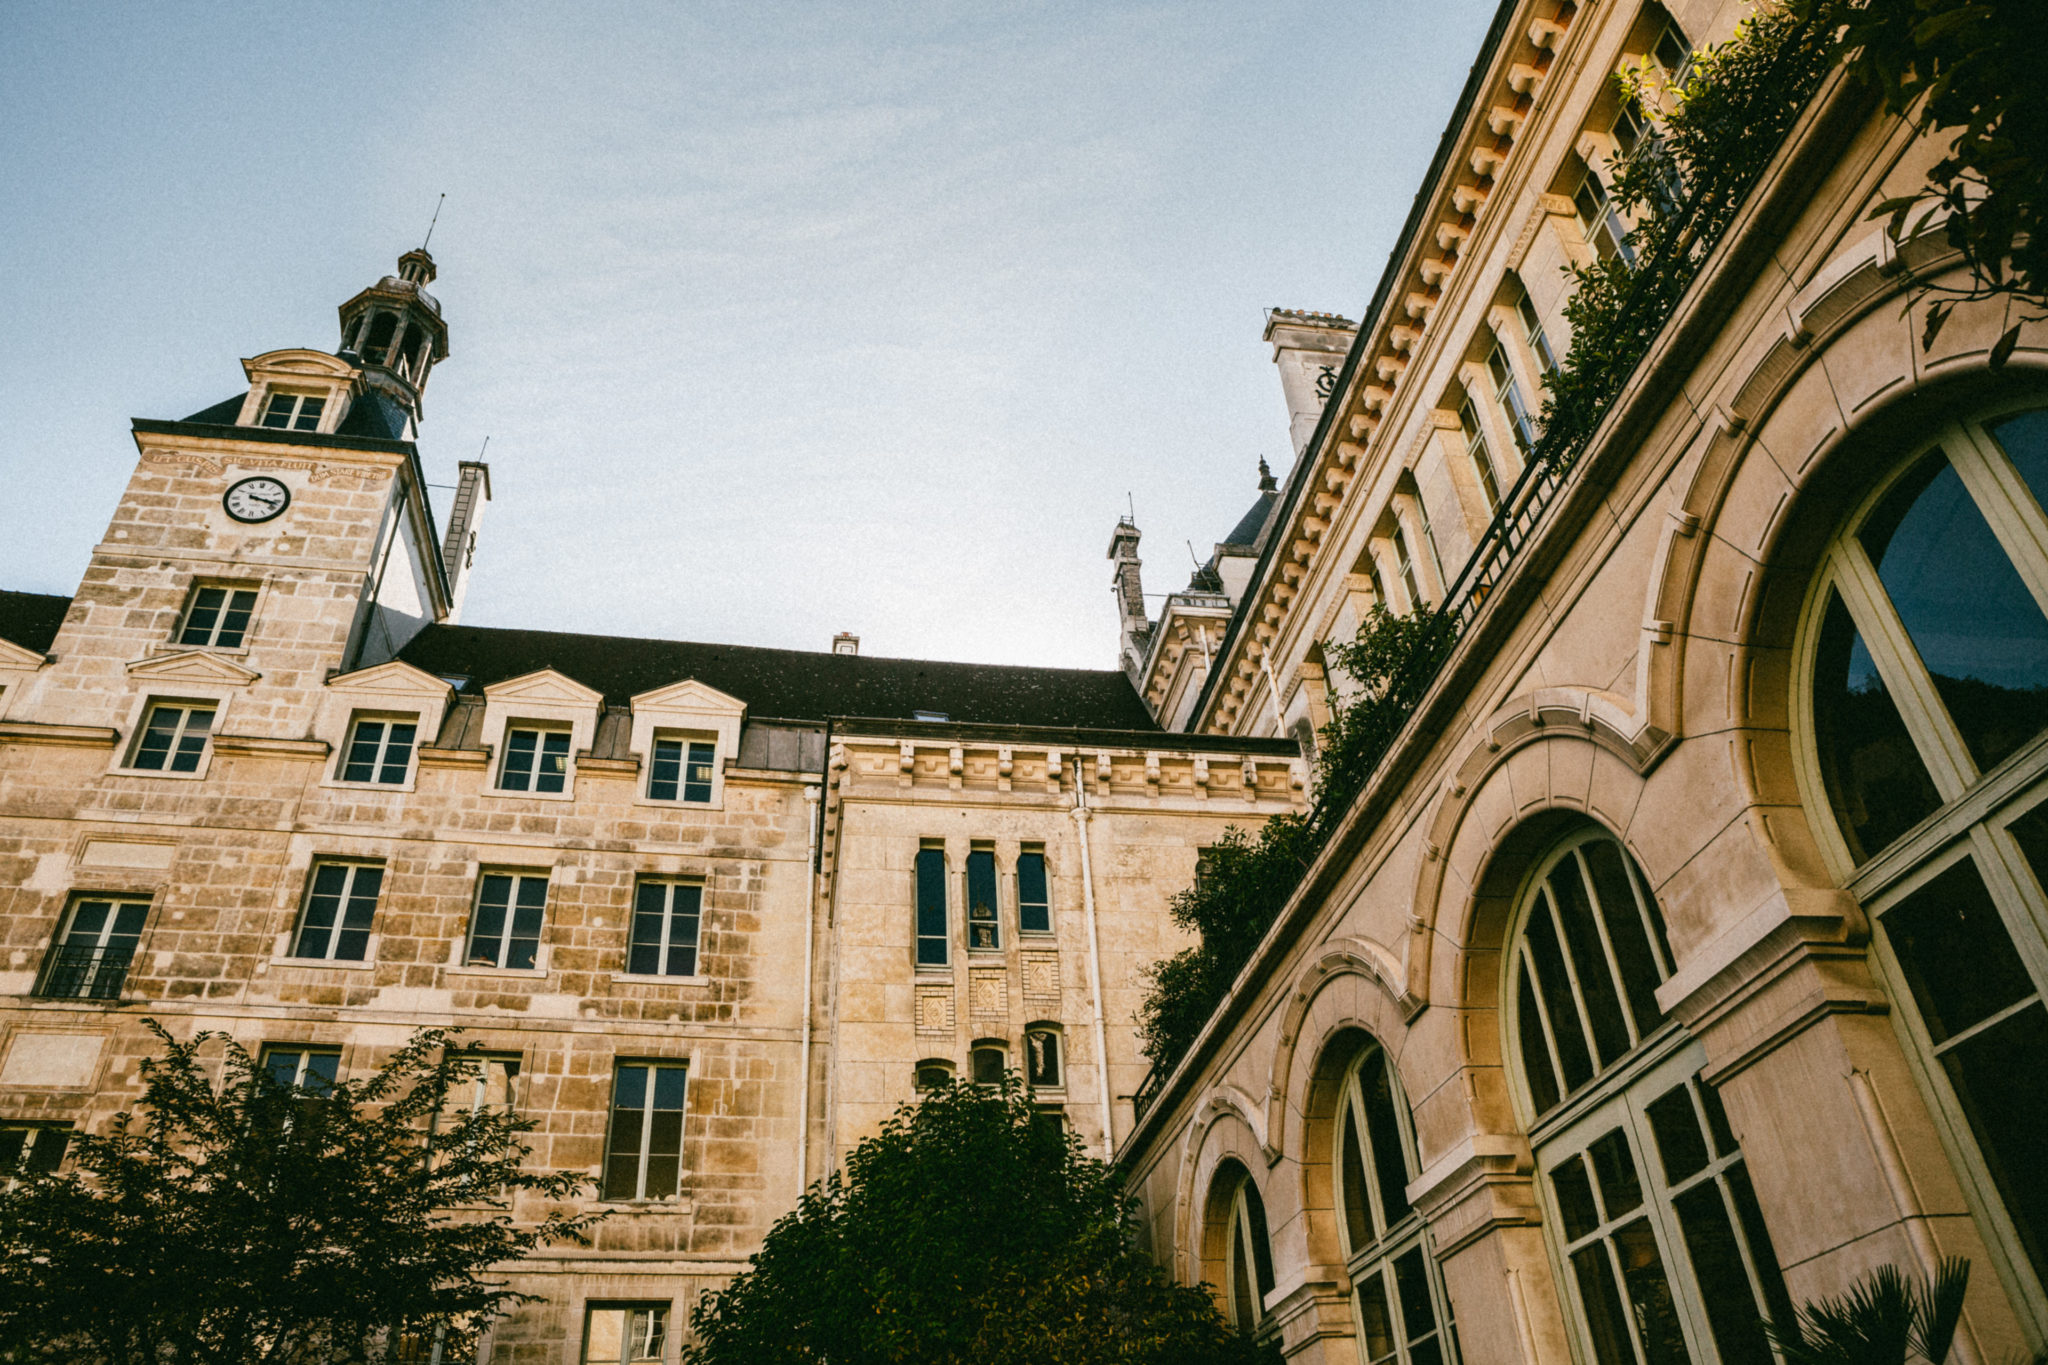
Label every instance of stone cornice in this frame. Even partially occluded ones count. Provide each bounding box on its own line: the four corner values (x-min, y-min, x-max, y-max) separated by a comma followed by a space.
0, 721, 118, 750
209, 735, 331, 760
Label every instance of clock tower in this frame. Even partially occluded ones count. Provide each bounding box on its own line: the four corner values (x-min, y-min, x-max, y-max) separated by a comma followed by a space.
16, 250, 485, 753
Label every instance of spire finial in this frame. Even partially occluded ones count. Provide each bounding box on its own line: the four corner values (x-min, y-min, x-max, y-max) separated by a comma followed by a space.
1257, 456, 1276, 492
421, 193, 446, 251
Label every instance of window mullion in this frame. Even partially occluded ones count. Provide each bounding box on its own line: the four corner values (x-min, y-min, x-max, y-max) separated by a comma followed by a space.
1539, 885, 1606, 1068
1953, 421, 2048, 620
1349, 1077, 1387, 1239
636, 1087, 655, 1200
1830, 541, 1978, 798
1572, 846, 1639, 1049
1963, 822, 2048, 990
1518, 942, 1574, 1099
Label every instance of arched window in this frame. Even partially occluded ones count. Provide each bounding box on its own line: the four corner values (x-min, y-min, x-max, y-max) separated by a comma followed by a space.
913, 1058, 954, 1091
1508, 827, 1792, 1365
1025, 1024, 1062, 1089
1334, 1041, 1458, 1364
1801, 407, 2048, 1307
969, 1040, 1006, 1084
1216, 1162, 1276, 1332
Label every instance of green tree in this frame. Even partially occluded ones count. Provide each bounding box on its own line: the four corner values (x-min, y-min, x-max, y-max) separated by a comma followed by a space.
683, 1077, 1278, 1365
0, 1021, 602, 1365
1764, 1256, 1971, 1364
1804, 0, 2048, 357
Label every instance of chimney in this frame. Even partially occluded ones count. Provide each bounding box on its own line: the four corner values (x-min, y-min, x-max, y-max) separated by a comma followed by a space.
1107, 517, 1150, 681
1264, 309, 1359, 457
438, 460, 491, 624
832, 632, 860, 656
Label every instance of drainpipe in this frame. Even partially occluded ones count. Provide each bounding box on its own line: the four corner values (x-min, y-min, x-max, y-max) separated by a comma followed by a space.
797, 782, 820, 1192
1069, 758, 1116, 1159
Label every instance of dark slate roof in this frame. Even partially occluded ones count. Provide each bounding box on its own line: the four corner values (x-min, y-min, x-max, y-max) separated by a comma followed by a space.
0, 591, 72, 653
398, 624, 1161, 730
1221, 488, 1278, 548
182, 395, 245, 424
179, 388, 411, 440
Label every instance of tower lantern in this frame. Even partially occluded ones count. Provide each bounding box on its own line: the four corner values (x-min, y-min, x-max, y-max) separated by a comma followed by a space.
337, 248, 450, 423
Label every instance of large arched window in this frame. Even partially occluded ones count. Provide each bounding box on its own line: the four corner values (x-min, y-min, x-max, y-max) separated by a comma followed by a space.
1800, 407, 2048, 1312
1334, 1042, 1458, 1364
1214, 1160, 1276, 1333
1508, 827, 1792, 1365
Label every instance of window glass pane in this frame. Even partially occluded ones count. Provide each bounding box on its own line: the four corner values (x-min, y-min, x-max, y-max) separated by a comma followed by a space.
172, 708, 213, 771
510, 876, 547, 970
1813, 591, 1943, 860
1724, 1164, 1796, 1328
971, 1046, 1004, 1083
1989, 409, 2048, 519
1937, 1000, 2048, 1281
1583, 839, 1669, 1036
915, 847, 947, 965
966, 849, 999, 950
1610, 1218, 1690, 1365
1017, 851, 1050, 933
1861, 449, 2048, 774
1026, 1031, 1060, 1087
537, 732, 570, 792
216, 589, 257, 647
293, 396, 325, 431
1588, 1129, 1642, 1220
296, 863, 348, 957
343, 721, 385, 782
1569, 1243, 1639, 1365
1549, 858, 1633, 1066
336, 866, 380, 961
1525, 902, 1596, 1093
1551, 1152, 1601, 1241
665, 885, 701, 976
1339, 1102, 1374, 1251
180, 587, 224, 644
1517, 971, 1561, 1114
501, 730, 536, 790
1230, 1214, 1257, 1328
1672, 1182, 1775, 1365
1355, 1271, 1399, 1364
649, 739, 681, 801
303, 1052, 339, 1091
23, 1127, 69, 1175
1241, 1177, 1275, 1296
1645, 1083, 1711, 1185
630, 883, 669, 976
470, 875, 511, 965
1358, 1049, 1412, 1226
379, 722, 415, 783
1882, 857, 2035, 1042
683, 741, 714, 802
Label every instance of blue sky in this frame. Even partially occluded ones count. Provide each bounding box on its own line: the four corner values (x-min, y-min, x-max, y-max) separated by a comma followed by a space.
0, 2, 1495, 669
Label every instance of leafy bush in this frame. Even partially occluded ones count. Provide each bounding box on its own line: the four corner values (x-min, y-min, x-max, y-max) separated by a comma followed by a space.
684, 1076, 1276, 1365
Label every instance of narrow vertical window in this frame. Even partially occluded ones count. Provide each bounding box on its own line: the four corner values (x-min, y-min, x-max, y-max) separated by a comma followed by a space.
648, 738, 717, 802
341, 715, 417, 784
1221, 1167, 1276, 1331
292, 862, 382, 961
915, 844, 948, 967
1574, 167, 1635, 266
130, 702, 215, 773
603, 1062, 687, 1200
466, 872, 549, 970
499, 727, 570, 793
581, 1305, 668, 1365
1488, 341, 1537, 455
1460, 399, 1503, 514
1517, 293, 1558, 377
1391, 524, 1423, 610
178, 586, 259, 648
966, 846, 1000, 950
38, 895, 149, 1000
970, 1041, 1007, 1083
1017, 848, 1051, 934
628, 881, 702, 977
1026, 1025, 1062, 1087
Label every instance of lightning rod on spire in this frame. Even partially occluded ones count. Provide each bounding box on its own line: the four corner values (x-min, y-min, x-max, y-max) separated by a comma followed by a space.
421, 194, 446, 251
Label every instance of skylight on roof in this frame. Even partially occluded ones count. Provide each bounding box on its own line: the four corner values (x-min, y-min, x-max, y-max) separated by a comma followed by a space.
912, 710, 949, 723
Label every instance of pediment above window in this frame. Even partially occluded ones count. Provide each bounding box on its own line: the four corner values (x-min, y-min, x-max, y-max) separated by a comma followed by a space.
483, 669, 604, 707
317, 660, 453, 752
0, 637, 49, 670
125, 650, 261, 686
328, 660, 453, 699
630, 678, 746, 719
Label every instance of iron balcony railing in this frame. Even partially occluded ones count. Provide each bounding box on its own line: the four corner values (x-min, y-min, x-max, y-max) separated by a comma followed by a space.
36, 945, 134, 1001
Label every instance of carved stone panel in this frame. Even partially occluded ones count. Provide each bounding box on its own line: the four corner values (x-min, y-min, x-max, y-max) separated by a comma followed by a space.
969, 968, 1007, 1020
915, 984, 955, 1034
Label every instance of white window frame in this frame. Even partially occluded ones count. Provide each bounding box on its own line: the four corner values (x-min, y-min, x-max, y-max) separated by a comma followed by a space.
285, 861, 384, 963
1792, 405, 2048, 1324
175, 582, 261, 650
463, 871, 550, 973
622, 880, 703, 980
1024, 1024, 1063, 1091
602, 1061, 688, 1202
646, 733, 717, 804
1016, 845, 1053, 935
260, 1045, 342, 1091
580, 1302, 670, 1365
496, 724, 572, 794
39, 894, 151, 1001
256, 389, 329, 432
1222, 1171, 1274, 1332
336, 712, 419, 786
124, 698, 218, 776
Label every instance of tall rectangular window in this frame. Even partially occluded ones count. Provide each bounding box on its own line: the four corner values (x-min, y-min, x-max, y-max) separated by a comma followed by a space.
466, 873, 548, 970
499, 727, 570, 793
261, 1046, 341, 1092
178, 586, 258, 648
603, 1062, 686, 1200
1017, 848, 1051, 934
1488, 341, 1537, 455
915, 844, 948, 967
341, 716, 417, 784
292, 862, 382, 961
966, 847, 999, 950
38, 895, 149, 1000
582, 1304, 668, 1365
628, 881, 701, 977
1391, 524, 1424, 610
648, 738, 715, 802
1460, 400, 1503, 514
1574, 167, 1635, 266
1517, 294, 1558, 377
0, 1123, 72, 1183
259, 392, 326, 431
131, 702, 214, 772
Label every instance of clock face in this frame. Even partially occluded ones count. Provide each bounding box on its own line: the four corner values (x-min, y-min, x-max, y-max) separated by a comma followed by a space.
223, 476, 291, 524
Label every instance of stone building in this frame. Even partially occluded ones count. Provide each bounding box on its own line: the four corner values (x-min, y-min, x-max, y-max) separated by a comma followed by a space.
1107, 0, 2048, 1362
0, 250, 1303, 1360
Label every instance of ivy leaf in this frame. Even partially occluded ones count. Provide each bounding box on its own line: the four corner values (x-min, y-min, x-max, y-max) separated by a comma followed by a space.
1988, 322, 2020, 368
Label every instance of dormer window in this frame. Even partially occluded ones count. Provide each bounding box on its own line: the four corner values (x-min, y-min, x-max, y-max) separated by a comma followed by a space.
258, 392, 326, 432
648, 738, 714, 803
499, 726, 570, 793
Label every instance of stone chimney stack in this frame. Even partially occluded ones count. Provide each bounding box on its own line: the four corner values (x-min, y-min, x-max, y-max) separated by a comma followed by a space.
832, 632, 860, 656
1264, 309, 1359, 456
438, 460, 490, 624
1107, 518, 1150, 680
